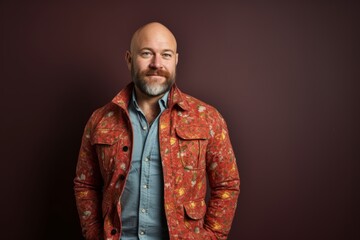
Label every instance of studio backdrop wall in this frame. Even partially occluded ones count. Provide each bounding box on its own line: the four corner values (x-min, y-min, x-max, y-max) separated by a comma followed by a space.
1, 1, 359, 239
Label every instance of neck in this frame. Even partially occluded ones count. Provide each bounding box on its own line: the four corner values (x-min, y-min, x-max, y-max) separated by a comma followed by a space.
134, 86, 163, 124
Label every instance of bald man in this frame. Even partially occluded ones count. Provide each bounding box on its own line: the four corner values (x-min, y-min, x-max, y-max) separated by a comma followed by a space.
74, 22, 240, 240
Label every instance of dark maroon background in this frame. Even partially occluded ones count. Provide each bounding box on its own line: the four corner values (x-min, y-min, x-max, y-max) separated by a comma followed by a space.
1, 1, 359, 239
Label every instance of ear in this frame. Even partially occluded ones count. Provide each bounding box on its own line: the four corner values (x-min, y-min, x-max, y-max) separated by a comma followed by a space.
175, 53, 179, 65
125, 51, 132, 71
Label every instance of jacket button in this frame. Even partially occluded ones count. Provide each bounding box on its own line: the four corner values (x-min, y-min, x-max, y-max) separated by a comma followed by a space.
111, 229, 117, 235
122, 146, 129, 152
120, 175, 126, 180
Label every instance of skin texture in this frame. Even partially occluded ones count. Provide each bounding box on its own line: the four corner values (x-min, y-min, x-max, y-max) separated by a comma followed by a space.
125, 22, 179, 123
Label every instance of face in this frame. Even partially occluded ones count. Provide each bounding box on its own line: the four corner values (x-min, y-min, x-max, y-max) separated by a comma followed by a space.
126, 24, 178, 97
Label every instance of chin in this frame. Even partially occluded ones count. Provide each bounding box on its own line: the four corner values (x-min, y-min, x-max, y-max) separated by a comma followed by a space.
143, 86, 168, 96
134, 74, 175, 97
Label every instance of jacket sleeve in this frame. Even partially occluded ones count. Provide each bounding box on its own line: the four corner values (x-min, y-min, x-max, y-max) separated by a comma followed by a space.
74, 114, 104, 240
204, 110, 240, 239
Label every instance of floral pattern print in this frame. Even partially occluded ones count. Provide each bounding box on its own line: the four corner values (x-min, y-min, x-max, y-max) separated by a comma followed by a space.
74, 83, 240, 240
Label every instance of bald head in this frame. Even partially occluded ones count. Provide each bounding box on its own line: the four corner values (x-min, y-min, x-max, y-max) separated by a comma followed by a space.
125, 22, 178, 98
129, 22, 177, 54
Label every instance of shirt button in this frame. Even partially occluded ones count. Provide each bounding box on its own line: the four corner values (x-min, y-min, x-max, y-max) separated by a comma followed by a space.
120, 175, 126, 180
141, 208, 146, 213
142, 126, 147, 130
140, 231, 145, 235
111, 229, 117, 235
145, 157, 150, 162
122, 146, 129, 152
143, 184, 148, 189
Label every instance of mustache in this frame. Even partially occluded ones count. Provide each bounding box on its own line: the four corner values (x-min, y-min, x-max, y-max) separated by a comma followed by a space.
143, 69, 170, 78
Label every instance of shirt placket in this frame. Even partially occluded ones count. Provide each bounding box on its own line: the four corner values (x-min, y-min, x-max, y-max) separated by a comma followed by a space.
121, 90, 169, 239
138, 114, 151, 239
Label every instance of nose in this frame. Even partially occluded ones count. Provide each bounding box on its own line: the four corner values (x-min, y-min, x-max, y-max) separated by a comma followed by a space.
149, 54, 163, 69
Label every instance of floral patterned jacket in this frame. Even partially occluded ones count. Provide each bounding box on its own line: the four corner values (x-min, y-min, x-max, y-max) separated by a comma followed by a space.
74, 83, 240, 240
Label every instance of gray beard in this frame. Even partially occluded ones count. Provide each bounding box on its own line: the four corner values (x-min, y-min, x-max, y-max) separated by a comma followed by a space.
132, 68, 175, 97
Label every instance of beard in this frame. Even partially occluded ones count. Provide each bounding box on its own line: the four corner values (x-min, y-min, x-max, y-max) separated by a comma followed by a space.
131, 64, 176, 97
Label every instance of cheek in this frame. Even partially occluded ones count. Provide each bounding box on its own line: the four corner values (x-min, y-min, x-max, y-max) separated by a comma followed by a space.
134, 59, 149, 70
166, 62, 177, 73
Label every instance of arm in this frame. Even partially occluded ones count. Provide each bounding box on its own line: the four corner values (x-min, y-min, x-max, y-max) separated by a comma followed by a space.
204, 111, 240, 239
74, 116, 104, 240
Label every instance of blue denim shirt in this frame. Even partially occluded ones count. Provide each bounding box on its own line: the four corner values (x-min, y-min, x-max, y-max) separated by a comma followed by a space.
120, 90, 170, 240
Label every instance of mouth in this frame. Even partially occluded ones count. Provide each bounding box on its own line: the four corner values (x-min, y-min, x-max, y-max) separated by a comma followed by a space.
145, 70, 170, 78
146, 75, 165, 82
146, 73, 162, 77
146, 72, 162, 77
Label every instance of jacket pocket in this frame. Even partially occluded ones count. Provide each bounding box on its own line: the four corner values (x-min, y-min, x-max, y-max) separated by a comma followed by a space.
175, 126, 209, 170
183, 199, 207, 234
92, 129, 122, 173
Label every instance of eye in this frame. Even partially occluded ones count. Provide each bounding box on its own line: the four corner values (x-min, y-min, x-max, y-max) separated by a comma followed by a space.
162, 53, 173, 59
140, 51, 153, 58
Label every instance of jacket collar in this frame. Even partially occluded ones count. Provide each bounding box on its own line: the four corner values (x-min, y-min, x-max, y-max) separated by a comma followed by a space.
111, 82, 190, 111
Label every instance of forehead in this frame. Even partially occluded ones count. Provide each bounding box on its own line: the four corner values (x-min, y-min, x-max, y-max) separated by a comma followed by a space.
131, 27, 177, 52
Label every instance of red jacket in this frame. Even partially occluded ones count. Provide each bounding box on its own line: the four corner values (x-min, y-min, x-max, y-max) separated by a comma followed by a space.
74, 83, 240, 239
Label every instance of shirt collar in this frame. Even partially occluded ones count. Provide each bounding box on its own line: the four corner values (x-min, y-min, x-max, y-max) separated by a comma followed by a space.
112, 82, 189, 112
131, 89, 169, 112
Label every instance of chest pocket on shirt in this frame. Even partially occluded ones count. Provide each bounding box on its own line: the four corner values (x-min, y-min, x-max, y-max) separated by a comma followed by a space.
91, 129, 122, 173
175, 126, 209, 170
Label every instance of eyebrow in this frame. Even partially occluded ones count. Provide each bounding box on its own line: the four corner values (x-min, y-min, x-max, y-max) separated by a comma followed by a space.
139, 48, 176, 54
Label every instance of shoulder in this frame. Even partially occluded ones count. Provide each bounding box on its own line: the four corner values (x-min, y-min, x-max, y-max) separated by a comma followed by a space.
91, 101, 119, 120
176, 90, 226, 126
89, 82, 133, 124
182, 92, 223, 116
86, 101, 124, 131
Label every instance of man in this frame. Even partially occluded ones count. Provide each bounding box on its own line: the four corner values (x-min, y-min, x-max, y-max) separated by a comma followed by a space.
74, 22, 240, 240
